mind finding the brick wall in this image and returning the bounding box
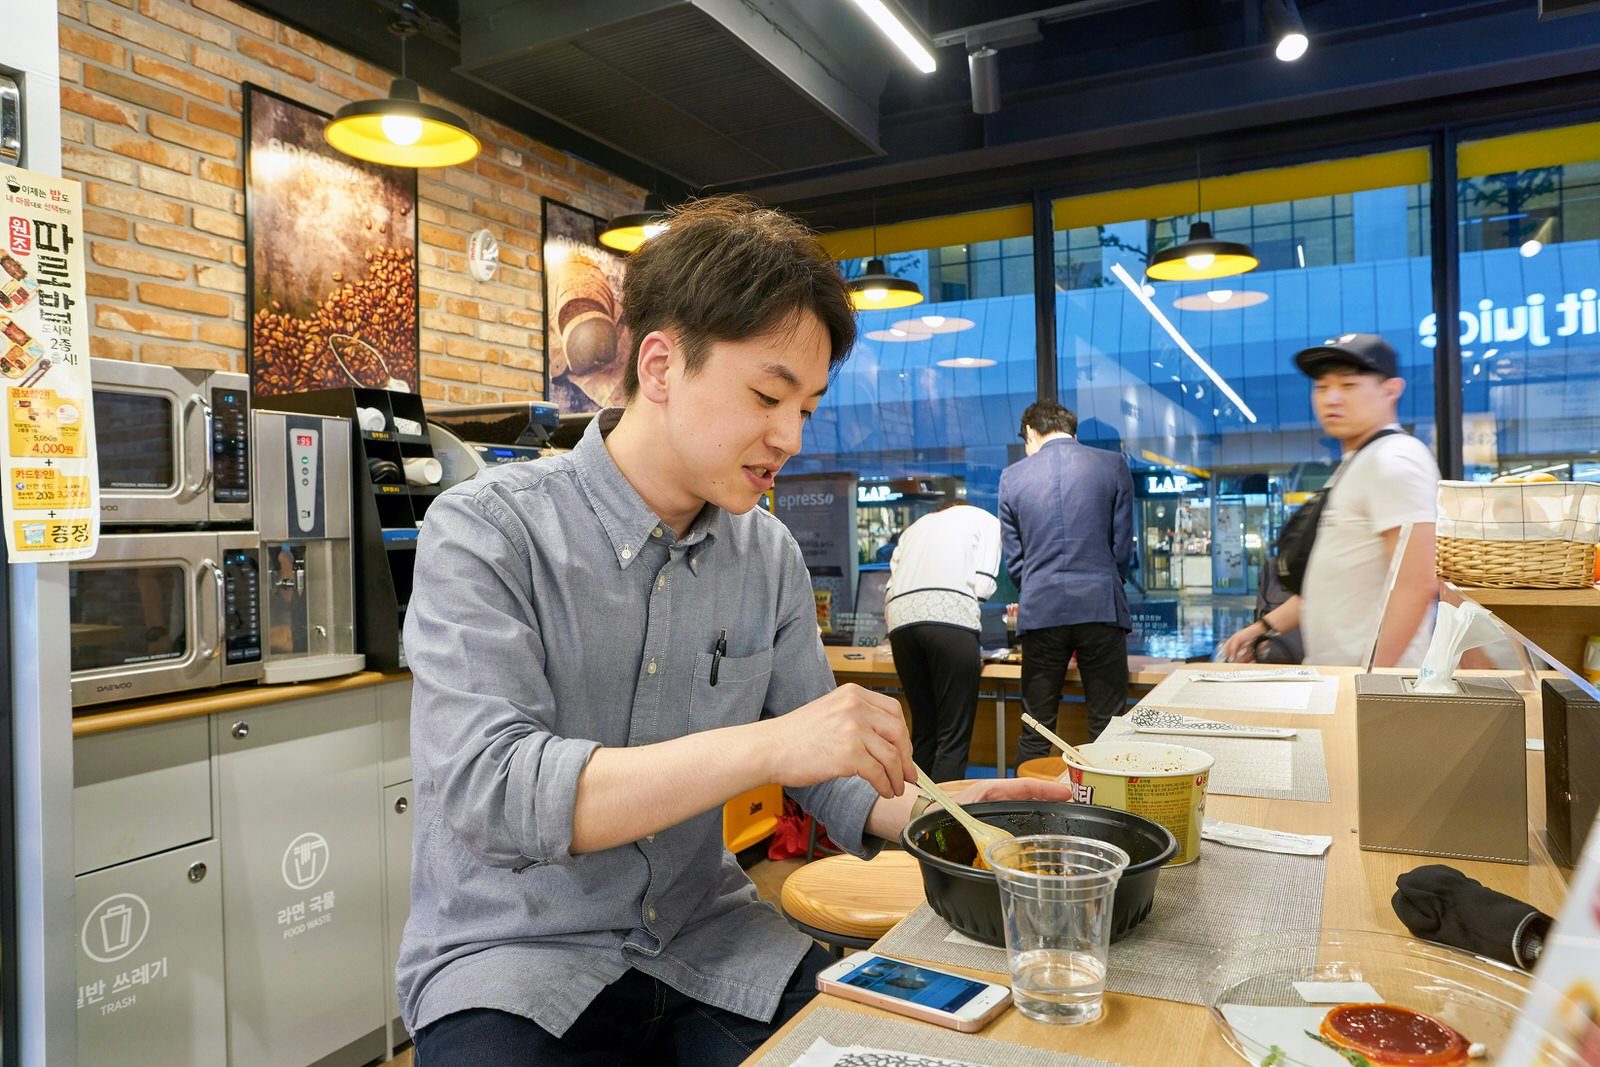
[57,0,643,404]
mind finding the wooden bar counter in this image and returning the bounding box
[825,646,1185,775]
[751,664,1573,1066]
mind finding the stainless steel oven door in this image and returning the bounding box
[91,359,250,525]
[70,532,223,706]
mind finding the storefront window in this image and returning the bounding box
[1457,123,1600,482]
[779,210,1037,645]
[1053,152,1435,656]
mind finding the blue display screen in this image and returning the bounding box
[839,957,985,1012]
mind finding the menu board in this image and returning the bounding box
[0,163,97,561]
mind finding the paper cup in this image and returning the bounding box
[1058,741,1214,865]
[403,456,442,486]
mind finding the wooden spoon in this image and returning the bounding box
[913,764,1012,871]
[1021,712,1099,768]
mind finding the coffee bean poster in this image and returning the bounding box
[542,200,629,414]
[244,84,418,398]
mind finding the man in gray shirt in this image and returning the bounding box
[401,197,1067,1064]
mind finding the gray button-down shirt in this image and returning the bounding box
[397,410,880,1038]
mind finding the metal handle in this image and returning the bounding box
[394,796,409,814]
[230,720,249,740]
[201,558,225,661]
[180,392,212,498]
[187,862,207,882]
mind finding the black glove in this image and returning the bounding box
[1392,864,1552,970]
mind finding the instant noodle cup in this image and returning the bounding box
[1057,741,1213,865]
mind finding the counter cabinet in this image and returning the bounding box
[70,677,415,1067]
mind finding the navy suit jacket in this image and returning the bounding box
[998,437,1135,633]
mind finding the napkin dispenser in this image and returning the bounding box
[1355,674,1527,864]
[1542,678,1600,867]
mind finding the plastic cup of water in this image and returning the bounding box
[985,834,1129,1025]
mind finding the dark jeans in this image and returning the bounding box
[413,944,832,1067]
[889,623,981,783]
[1016,622,1129,764]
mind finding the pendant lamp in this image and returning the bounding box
[1145,156,1258,282]
[599,193,670,253]
[848,204,923,310]
[324,8,479,168]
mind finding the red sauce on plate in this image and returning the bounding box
[1320,1004,1471,1066]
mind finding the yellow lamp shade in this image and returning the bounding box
[848,257,924,310]
[324,78,480,168]
[599,197,670,252]
[1145,221,1258,281]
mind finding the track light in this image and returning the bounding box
[968,47,1000,115]
[1262,0,1309,62]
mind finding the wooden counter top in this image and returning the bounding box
[825,645,1184,688]
[749,665,1572,1066]
[71,670,411,738]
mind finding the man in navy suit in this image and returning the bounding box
[999,400,1135,760]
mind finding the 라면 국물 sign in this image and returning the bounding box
[0,162,98,561]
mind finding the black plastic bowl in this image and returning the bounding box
[901,801,1178,947]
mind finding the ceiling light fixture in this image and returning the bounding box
[936,356,996,368]
[1518,215,1557,258]
[324,5,479,168]
[599,192,671,253]
[849,200,924,310]
[848,0,937,73]
[1112,262,1258,423]
[968,47,1000,114]
[1262,0,1309,61]
[1146,155,1259,282]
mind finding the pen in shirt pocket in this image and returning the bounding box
[710,628,727,686]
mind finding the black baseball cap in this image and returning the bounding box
[1293,332,1399,379]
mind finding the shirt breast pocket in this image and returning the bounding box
[689,647,775,731]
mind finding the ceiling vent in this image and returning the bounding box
[455,0,890,186]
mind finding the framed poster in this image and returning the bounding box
[542,199,629,413]
[244,83,419,397]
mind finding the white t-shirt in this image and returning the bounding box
[884,506,1002,633]
[1300,429,1440,667]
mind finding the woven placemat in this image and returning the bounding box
[749,1005,1131,1067]
[874,845,1327,1007]
[1099,718,1331,803]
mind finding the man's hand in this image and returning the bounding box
[1218,622,1264,663]
[762,683,914,799]
[950,777,1076,807]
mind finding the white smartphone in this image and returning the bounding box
[815,951,1012,1032]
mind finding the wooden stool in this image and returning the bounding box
[780,850,925,955]
[1018,757,1066,781]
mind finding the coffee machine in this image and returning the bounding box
[253,410,365,683]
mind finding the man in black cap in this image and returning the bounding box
[1221,333,1439,667]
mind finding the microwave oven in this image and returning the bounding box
[70,530,264,707]
[90,358,251,525]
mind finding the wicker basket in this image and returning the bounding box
[1436,536,1598,589]
[1435,481,1600,589]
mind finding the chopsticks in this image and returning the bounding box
[1021,712,1097,768]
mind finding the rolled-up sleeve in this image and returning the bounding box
[406,487,600,868]
[759,534,883,858]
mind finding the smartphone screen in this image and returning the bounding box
[836,956,988,1013]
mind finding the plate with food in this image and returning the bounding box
[1204,929,1575,1065]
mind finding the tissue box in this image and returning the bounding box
[1356,674,1528,864]
[1542,678,1600,867]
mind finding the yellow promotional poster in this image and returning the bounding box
[1061,741,1214,865]
[814,589,833,633]
[0,163,97,561]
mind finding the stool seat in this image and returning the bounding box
[781,850,925,948]
[1018,757,1066,781]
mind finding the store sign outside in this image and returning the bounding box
[1144,473,1206,495]
[857,484,903,504]
[1417,290,1600,349]
[0,162,97,560]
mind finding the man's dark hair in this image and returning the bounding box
[1019,400,1078,438]
[620,196,857,399]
